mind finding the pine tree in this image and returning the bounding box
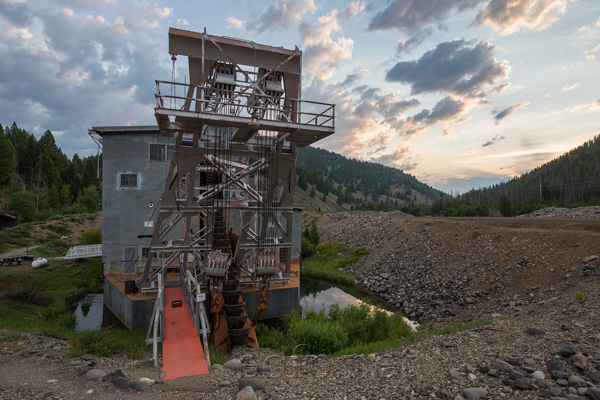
[0,124,17,185]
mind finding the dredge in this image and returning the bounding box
[90,28,334,368]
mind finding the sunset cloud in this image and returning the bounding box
[491,101,530,124]
[386,39,509,96]
[477,0,567,34]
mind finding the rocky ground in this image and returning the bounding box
[1,207,600,399]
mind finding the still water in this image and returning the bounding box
[73,293,125,331]
[299,277,391,316]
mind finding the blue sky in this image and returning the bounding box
[1,0,598,193]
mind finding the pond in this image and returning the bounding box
[299,277,392,316]
[74,293,104,331]
[73,293,124,331]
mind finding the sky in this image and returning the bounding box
[1,0,599,193]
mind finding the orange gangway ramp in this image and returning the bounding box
[162,287,209,380]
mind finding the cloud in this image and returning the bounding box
[476,0,568,35]
[442,126,454,136]
[385,39,509,96]
[0,0,33,27]
[336,69,370,87]
[396,28,433,55]
[561,83,580,92]
[368,0,482,33]
[566,100,600,112]
[0,3,169,158]
[247,0,317,33]
[300,2,366,82]
[491,101,530,124]
[226,17,244,29]
[152,6,172,18]
[481,134,506,147]
[398,96,468,137]
[371,146,417,171]
[176,18,188,26]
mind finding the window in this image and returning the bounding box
[141,247,160,260]
[150,144,166,161]
[120,173,138,188]
[167,145,175,160]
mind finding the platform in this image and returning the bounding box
[162,286,209,380]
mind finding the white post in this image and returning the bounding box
[153,273,162,366]
[199,300,211,368]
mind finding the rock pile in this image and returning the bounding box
[316,210,600,323]
[519,206,600,218]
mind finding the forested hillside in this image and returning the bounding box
[296,146,443,212]
[431,135,600,216]
[0,123,101,223]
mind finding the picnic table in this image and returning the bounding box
[0,255,34,266]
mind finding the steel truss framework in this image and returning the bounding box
[141,28,334,309]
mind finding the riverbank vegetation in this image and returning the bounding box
[0,258,149,359]
[256,303,412,355]
[301,241,368,286]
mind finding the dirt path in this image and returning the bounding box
[0,245,39,259]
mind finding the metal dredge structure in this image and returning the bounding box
[138,28,335,350]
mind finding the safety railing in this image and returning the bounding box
[63,244,103,259]
[156,80,335,129]
[145,271,165,366]
[181,268,211,368]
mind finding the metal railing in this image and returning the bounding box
[63,244,103,259]
[145,271,165,366]
[181,268,211,368]
[156,80,335,129]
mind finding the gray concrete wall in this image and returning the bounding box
[101,129,173,274]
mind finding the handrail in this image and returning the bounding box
[181,268,211,368]
[63,244,103,259]
[155,80,335,129]
[145,271,165,366]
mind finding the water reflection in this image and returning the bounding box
[299,277,390,316]
[74,294,104,331]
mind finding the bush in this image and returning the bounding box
[301,236,316,259]
[258,304,413,356]
[80,230,102,245]
[287,319,348,355]
[0,277,49,306]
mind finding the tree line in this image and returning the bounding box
[0,122,101,223]
[296,146,443,210]
[427,135,600,216]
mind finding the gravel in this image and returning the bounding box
[1,208,599,399]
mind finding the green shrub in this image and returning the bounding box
[0,277,49,306]
[59,287,88,309]
[259,304,413,356]
[575,288,588,303]
[287,319,348,355]
[301,236,316,259]
[80,230,102,245]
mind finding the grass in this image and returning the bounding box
[575,288,588,303]
[0,257,152,360]
[256,303,413,356]
[301,242,369,286]
[208,340,229,365]
[66,328,148,359]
